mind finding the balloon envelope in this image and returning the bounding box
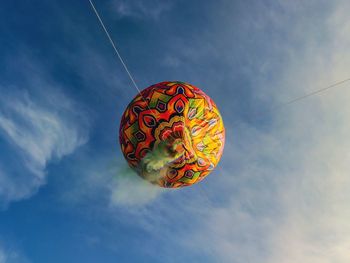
[119,81,225,188]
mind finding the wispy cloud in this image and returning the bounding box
[0,248,5,263]
[0,90,87,175]
[59,154,164,208]
[0,243,29,263]
[112,0,173,20]
[0,65,89,205]
[109,166,165,206]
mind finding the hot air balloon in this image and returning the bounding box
[119,81,225,188]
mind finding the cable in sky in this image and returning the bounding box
[88,0,143,96]
[279,77,350,108]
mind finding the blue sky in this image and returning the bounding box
[1,0,350,262]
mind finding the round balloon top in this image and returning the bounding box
[119,81,225,188]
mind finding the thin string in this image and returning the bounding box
[273,78,350,110]
[88,0,140,92]
[277,77,350,109]
[245,77,350,124]
[88,0,153,111]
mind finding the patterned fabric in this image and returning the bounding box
[119,81,225,188]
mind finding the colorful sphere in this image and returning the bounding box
[119,81,225,188]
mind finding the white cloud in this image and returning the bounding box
[112,0,173,20]
[109,167,165,207]
[0,85,88,205]
[178,1,350,262]
[0,244,29,263]
[59,154,164,208]
[0,248,6,263]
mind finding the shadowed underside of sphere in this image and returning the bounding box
[119,81,225,188]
